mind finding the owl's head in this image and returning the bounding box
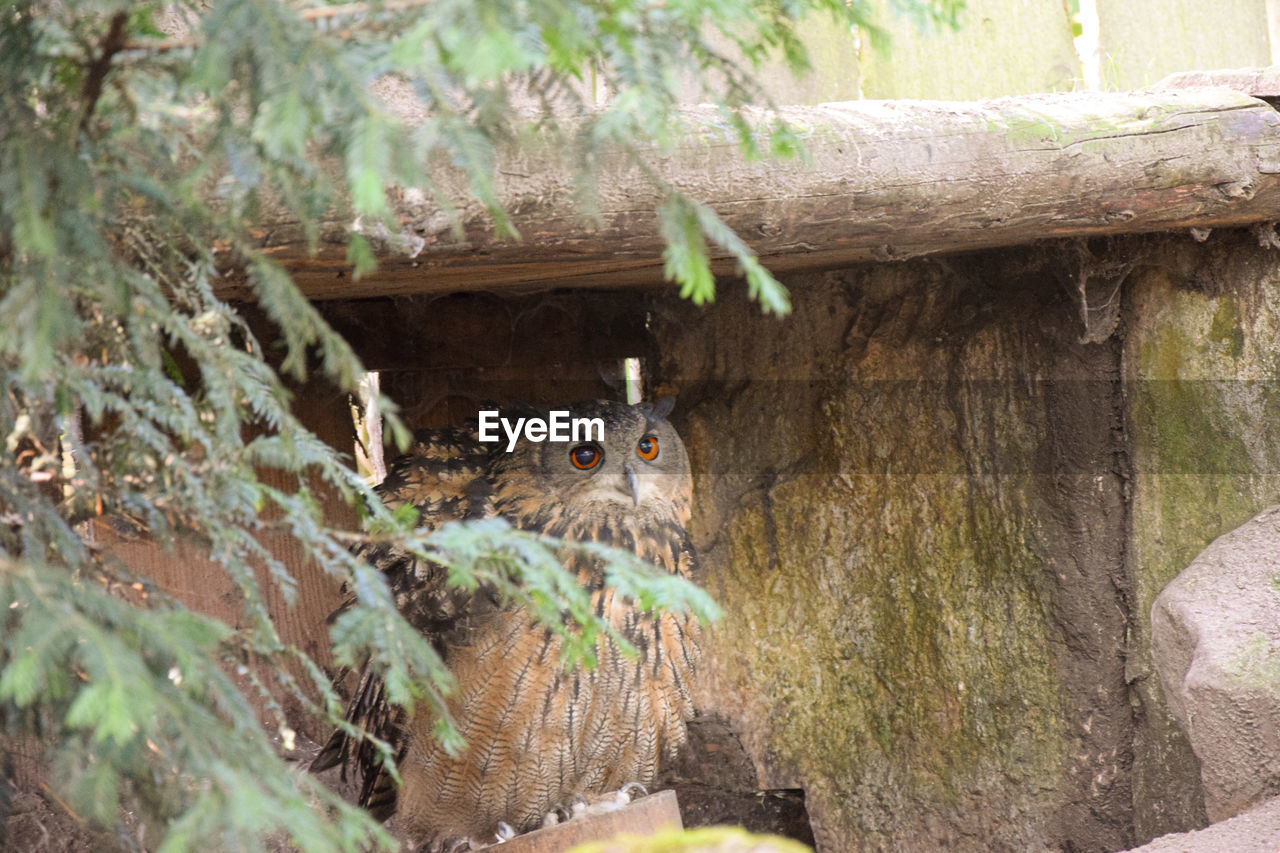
[490,398,692,531]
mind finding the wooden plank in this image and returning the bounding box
[859,0,1080,99]
[212,87,1280,301]
[695,16,861,106]
[314,290,647,434]
[91,375,358,738]
[1157,66,1280,98]
[1095,0,1271,90]
[317,292,649,372]
[481,790,682,852]
[379,363,626,431]
[251,376,360,680]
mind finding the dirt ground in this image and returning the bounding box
[3,789,133,852]
[656,716,815,846]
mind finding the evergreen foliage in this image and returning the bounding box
[0,0,960,848]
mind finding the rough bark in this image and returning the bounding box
[222,86,1280,301]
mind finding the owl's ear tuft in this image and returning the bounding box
[641,396,676,420]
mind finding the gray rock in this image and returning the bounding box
[1126,795,1280,852]
[1151,505,1280,821]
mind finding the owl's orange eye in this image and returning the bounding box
[570,444,602,470]
[636,435,659,461]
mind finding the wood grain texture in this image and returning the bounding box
[315,291,649,372]
[212,86,1280,301]
[482,790,683,852]
[90,376,357,738]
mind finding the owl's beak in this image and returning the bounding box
[624,462,641,507]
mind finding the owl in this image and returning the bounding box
[312,398,701,851]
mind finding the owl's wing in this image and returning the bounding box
[362,427,499,637]
[311,426,499,819]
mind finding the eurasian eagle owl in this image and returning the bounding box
[313,398,700,850]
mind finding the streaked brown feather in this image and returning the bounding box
[314,400,700,851]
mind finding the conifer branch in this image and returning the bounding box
[77,11,128,136]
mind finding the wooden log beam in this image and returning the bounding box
[219,82,1280,301]
[313,292,649,372]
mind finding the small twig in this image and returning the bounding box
[38,779,82,823]
[79,12,130,136]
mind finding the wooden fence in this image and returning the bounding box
[749,0,1277,104]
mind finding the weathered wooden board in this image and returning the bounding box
[859,0,1080,99]
[480,790,682,852]
[217,86,1280,302]
[315,291,649,372]
[88,374,358,737]
[1157,66,1280,98]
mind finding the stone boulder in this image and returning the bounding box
[1126,795,1280,853]
[1150,506,1280,821]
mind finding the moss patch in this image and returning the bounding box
[1126,266,1280,838]
[684,301,1080,849]
[1209,299,1246,360]
[651,241,1280,850]
[717,467,1065,845]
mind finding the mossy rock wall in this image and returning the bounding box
[1124,241,1280,839]
[649,233,1280,850]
